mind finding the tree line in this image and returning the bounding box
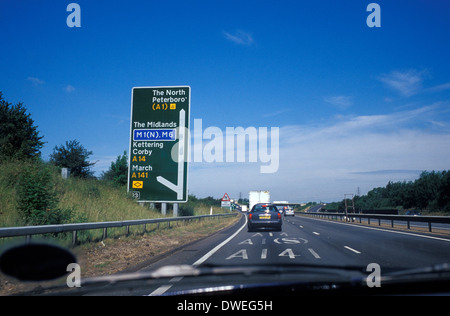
[1,92,127,183]
[327,171,450,214]
[1,92,128,225]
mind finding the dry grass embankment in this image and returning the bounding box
[0,160,240,295]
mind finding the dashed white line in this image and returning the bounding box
[313,232,320,236]
[299,215,450,243]
[149,284,173,296]
[308,248,321,259]
[344,246,362,254]
[261,248,268,259]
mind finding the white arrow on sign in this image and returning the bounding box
[156,109,186,200]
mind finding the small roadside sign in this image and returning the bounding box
[221,201,231,208]
[221,193,231,201]
[221,193,231,208]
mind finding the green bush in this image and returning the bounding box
[17,162,73,226]
[179,203,195,217]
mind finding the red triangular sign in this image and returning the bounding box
[221,193,231,201]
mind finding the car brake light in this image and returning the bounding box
[249,213,252,219]
[278,213,281,219]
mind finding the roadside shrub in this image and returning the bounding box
[17,162,73,226]
[178,203,195,217]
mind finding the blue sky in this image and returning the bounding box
[1,0,450,202]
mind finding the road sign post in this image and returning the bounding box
[221,193,231,209]
[128,86,190,203]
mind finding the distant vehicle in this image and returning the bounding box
[247,203,282,232]
[406,210,421,216]
[284,207,295,216]
[249,190,270,210]
[278,206,286,214]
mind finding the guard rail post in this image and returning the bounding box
[72,231,77,246]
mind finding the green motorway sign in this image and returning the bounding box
[128,86,190,202]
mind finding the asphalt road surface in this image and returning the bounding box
[134,213,450,295]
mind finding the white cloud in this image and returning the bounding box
[223,30,254,46]
[188,105,450,202]
[65,85,75,93]
[27,76,45,85]
[324,95,353,109]
[262,108,291,118]
[425,82,450,93]
[378,69,425,97]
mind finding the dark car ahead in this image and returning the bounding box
[247,203,282,232]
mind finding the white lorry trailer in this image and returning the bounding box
[249,190,270,211]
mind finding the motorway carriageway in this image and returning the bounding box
[137,213,450,296]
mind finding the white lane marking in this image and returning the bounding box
[298,216,450,243]
[238,238,253,245]
[226,249,248,260]
[192,215,248,266]
[274,237,303,244]
[149,215,247,296]
[149,284,173,296]
[313,231,320,236]
[278,248,300,259]
[149,276,182,296]
[308,248,321,259]
[344,246,362,254]
[261,248,268,259]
